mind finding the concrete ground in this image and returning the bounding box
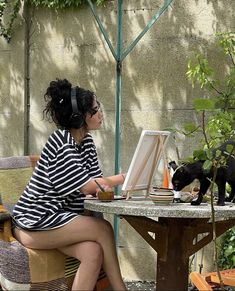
[126,281,155,290]
[125,281,195,290]
[125,281,234,291]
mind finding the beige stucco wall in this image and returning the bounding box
[0,0,234,282]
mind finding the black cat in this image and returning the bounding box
[170,141,235,206]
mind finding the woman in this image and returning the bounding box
[12,78,127,291]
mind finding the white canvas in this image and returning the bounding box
[122,130,171,194]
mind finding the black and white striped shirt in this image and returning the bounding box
[13,129,102,230]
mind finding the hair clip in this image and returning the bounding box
[59,98,64,104]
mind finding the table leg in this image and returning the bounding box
[156,218,189,291]
[124,215,235,291]
[124,216,190,290]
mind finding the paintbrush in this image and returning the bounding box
[95,180,106,192]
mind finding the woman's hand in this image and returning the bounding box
[80,173,127,195]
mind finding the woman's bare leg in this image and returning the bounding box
[59,241,103,291]
[14,216,126,291]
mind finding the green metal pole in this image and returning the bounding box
[115,0,123,179]
[86,0,122,243]
[121,0,173,61]
[113,0,123,244]
[86,0,117,60]
[86,0,173,245]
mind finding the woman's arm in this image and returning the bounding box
[80,173,126,195]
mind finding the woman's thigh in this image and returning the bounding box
[13,216,113,249]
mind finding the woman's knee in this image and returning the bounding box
[97,218,114,236]
[80,242,103,266]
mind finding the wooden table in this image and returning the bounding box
[85,198,235,291]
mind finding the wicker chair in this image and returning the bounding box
[0,155,110,291]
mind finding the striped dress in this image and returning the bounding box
[12,129,103,230]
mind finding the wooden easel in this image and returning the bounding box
[125,134,170,199]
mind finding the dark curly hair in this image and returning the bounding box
[43,78,96,129]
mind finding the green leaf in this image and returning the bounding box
[193,149,207,160]
[203,160,213,170]
[215,149,222,158]
[193,98,215,110]
[226,144,235,155]
[205,148,213,160]
[232,255,235,266]
[224,245,235,256]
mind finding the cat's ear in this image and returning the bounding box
[169,161,178,170]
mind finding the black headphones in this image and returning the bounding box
[70,87,85,128]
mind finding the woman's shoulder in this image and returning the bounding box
[42,129,71,156]
[82,132,96,147]
[47,130,95,149]
[84,132,93,141]
[49,129,70,144]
